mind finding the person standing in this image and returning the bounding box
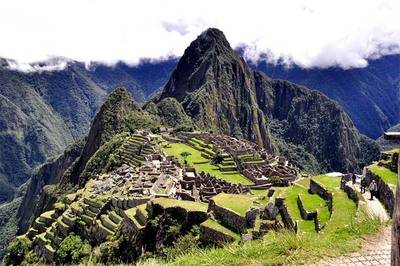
[369,180,378,200]
[360,177,366,193]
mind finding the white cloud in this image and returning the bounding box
[0,0,399,70]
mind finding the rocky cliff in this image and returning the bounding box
[160,28,274,152]
[160,28,380,172]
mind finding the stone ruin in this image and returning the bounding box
[178,168,251,202]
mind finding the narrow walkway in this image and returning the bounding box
[361,190,390,223]
[320,182,391,265]
[320,226,391,265]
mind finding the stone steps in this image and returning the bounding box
[61,212,76,227]
[33,217,47,233]
[109,210,123,224]
[81,214,93,224]
[83,197,104,209]
[83,205,97,218]
[57,219,70,237]
[96,220,114,237]
[100,214,118,232]
[27,228,39,240]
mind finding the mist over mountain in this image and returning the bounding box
[251,55,400,139]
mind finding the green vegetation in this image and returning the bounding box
[80,133,130,182]
[201,219,240,241]
[279,185,318,233]
[3,236,31,266]
[212,194,254,216]
[160,142,252,185]
[56,234,91,264]
[164,175,379,266]
[312,175,357,233]
[169,216,381,266]
[368,163,397,186]
[162,226,200,261]
[152,198,208,212]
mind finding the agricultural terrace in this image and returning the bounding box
[159,139,253,185]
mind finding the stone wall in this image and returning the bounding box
[275,198,297,232]
[208,200,247,234]
[200,223,236,246]
[297,195,317,220]
[340,179,359,206]
[309,179,333,214]
[365,169,394,216]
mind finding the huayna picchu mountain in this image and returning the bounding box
[159,28,379,173]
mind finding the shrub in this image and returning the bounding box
[4,237,31,266]
[162,226,200,261]
[56,234,91,264]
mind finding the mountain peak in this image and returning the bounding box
[198,28,229,44]
[191,28,232,54]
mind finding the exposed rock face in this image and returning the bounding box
[160,28,274,152]
[17,140,84,233]
[254,72,380,172]
[253,54,400,139]
[159,28,379,172]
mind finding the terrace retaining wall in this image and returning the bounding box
[208,200,247,234]
[365,169,394,216]
[309,179,333,214]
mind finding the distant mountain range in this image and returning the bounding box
[0,28,385,259]
[0,59,176,203]
[0,29,398,204]
[252,54,400,139]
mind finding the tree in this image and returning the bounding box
[180,151,192,165]
[56,234,91,264]
[211,153,224,165]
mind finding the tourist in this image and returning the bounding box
[369,180,378,200]
[351,174,356,185]
[360,178,366,193]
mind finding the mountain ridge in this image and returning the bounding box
[159,28,379,172]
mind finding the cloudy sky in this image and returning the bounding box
[0,0,399,70]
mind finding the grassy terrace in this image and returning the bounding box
[152,198,208,212]
[212,193,255,216]
[160,141,253,185]
[368,163,397,186]
[169,174,381,266]
[312,175,357,233]
[201,219,240,241]
[279,185,319,233]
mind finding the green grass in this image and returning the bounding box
[201,219,240,241]
[167,215,381,266]
[166,175,381,266]
[312,175,357,234]
[280,185,317,233]
[212,193,256,216]
[295,178,310,188]
[368,163,398,186]
[300,193,330,226]
[152,198,208,212]
[160,142,253,185]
